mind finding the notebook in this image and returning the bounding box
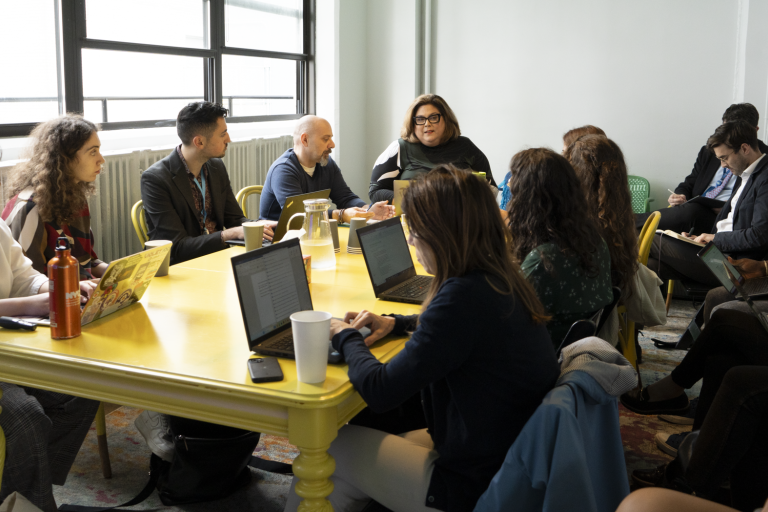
[392,180,411,217]
[697,242,768,298]
[230,237,344,363]
[20,243,172,326]
[356,217,433,304]
[657,229,705,247]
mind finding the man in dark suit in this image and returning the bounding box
[141,102,275,265]
[636,103,767,234]
[648,120,768,287]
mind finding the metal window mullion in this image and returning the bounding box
[220,46,306,61]
[80,38,216,58]
[62,0,85,114]
[211,0,225,105]
[303,0,315,115]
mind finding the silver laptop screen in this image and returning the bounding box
[233,242,312,342]
[358,221,414,287]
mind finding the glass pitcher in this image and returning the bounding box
[288,198,336,270]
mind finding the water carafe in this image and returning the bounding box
[289,199,336,270]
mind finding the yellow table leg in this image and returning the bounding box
[95,402,112,479]
[289,407,338,512]
[0,388,4,487]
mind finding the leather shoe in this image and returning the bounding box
[632,463,667,488]
[621,387,689,415]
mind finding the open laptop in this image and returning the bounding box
[721,263,768,333]
[697,242,768,298]
[231,237,344,363]
[392,180,411,217]
[20,243,172,326]
[356,217,433,304]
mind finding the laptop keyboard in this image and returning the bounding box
[388,275,432,298]
[262,331,294,352]
[746,278,768,296]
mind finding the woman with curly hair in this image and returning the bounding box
[565,135,638,296]
[561,124,606,153]
[2,114,108,279]
[507,148,613,345]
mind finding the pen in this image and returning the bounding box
[668,189,676,195]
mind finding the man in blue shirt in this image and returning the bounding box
[260,115,394,222]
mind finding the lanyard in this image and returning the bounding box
[193,172,208,233]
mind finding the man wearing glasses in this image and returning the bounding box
[260,115,394,223]
[648,120,768,287]
[636,103,767,234]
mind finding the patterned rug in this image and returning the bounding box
[52,299,699,509]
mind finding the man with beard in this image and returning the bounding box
[260,115,394,222]
[141,102,275,265]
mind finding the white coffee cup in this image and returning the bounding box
[243,221,264,252]
[290,310,332,383]
[144,240,172,277]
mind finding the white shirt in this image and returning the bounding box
[300,163,316,177]
[716,154,766,233]
[0,218,47,300]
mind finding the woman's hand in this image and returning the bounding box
[727,256,766,280]
[343,310,396,346]
[80,279,99,299]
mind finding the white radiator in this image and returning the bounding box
[0,134,292,263]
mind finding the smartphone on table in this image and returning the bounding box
[247,357,284,383]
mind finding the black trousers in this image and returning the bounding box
[685,366,768,511]
[635,203,717,234]
[670,309,768,431]
[647,234,721,287]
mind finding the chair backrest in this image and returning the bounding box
[131,200,148,246]
[556,319,597,358]
[638,211,661,265]
[627,175,651,214]
[235,185,263,217]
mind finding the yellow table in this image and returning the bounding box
[0,228,427,511]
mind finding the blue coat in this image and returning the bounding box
[473,370,629,512]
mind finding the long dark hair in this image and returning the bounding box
[565,135,638,295]
[506,148,604,278]
[402,165,549,323]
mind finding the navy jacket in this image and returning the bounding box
[141,150,247,265]
[259,149,366,221]
[712,154,768,259]
[332,270,559,512]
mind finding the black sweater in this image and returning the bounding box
[332,270,559,512]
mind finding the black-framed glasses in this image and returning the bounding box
[413,113,442,125]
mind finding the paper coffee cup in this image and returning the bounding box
[347,218,366,254]
[144,240,172,277]
[243,222,264,252]
[290,310,332,383]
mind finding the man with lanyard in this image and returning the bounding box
[141,102,275,266]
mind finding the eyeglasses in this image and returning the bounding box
[413,113,442,125]
[717,150,736,163]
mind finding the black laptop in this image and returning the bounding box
[356,217,433,304]
[231,238,343,363]
[697,242,768,298]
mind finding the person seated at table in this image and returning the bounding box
[1,114,109,279]
[368,94,495,204]
[259,115,394,223]
[283,165,559,512]
[647,120,768,289]
[141,102,275,266]
[0,218,99,512]
[506,148,613,346]
[636,103,768,234]
[561,124,605,154]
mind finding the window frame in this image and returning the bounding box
[0,0,315,137]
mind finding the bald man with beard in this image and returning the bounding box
[260,115,394,223]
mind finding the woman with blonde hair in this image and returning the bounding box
[284,165,558,512]
[2,114,108,279]
[368,94,495,203]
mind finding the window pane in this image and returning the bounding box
[225,0,302,54]
[0,0,61,123]
[222,55,296,117]
[86,0,208,49]
[82,50,204,123]
[83,101,104,124]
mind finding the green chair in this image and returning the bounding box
[627,175,654,214]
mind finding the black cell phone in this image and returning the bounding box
[247,357,284,383]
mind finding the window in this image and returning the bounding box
[0,0,314,137]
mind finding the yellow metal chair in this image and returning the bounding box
[131,200,149,246]
[235,185,263,218]
[0,389,4,485]
[617,211,661,370]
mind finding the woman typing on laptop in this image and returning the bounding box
[282,166,559,512]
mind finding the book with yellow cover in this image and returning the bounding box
[656,229,706,247]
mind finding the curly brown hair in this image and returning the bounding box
[565,135,638,295]
[9,115,99,225]
[402,164,549,324]
[506,148,604,278]
[562,125,605,151]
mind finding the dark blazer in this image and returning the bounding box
[141,150,247,265]
[675,140,768,199]
[712,154,768,260]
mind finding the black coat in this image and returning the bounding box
[140,150,247,265]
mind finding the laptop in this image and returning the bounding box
[356,217,433,304]
[697,242,768,298]
[392,180,411,217]
[721,263,768,333]
[230,237,344,363]
[20,243,172,326]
